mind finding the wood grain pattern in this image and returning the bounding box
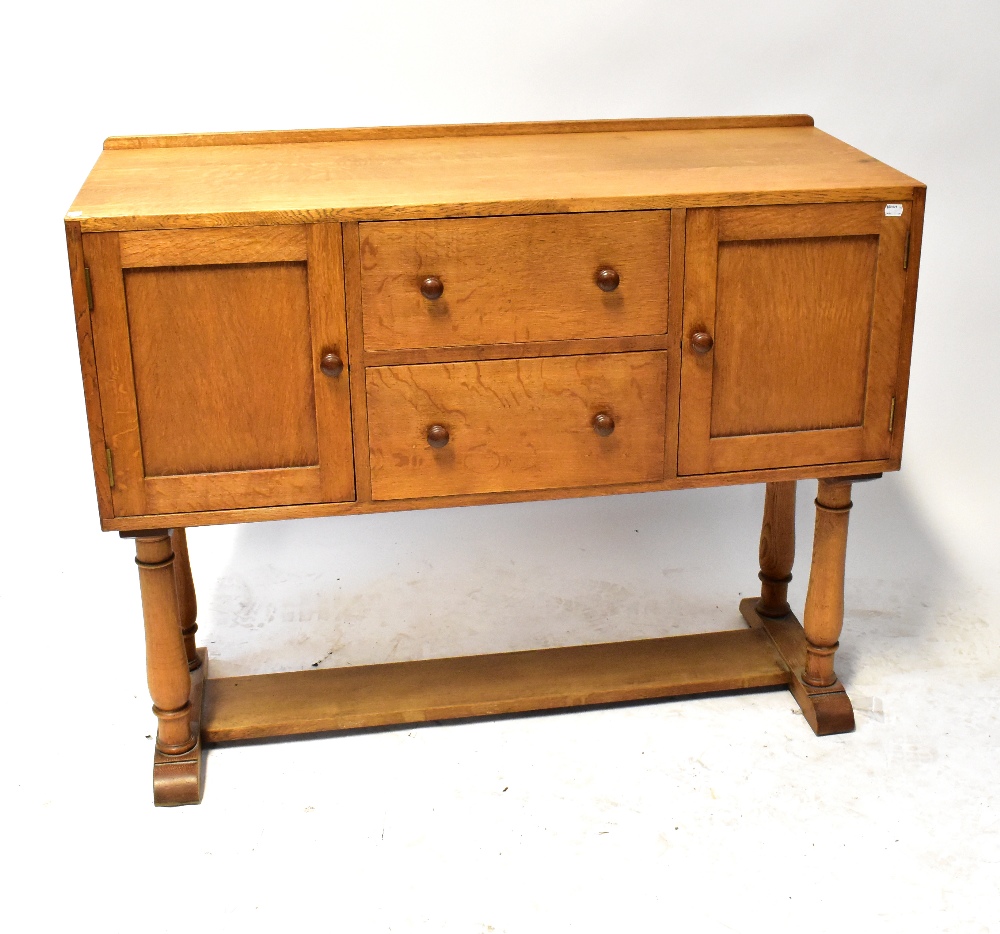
[717,201,884,240]
[104,114,816,149]
[359,212,670,350]
[65,220,114,521]
[83,232,147,516]
[203,628,788,742]
[171,528,200,670]
[678,202,910,475]
[133,533,195,756]
[85,225,355,517]
[663,208,687,479]
[757,481,796,618]
[363,333,671,367]
[802,480,853,687]
[342,222,373,502]
[366,352,668,500]
[739,599,855,736]
[306,223,355,504]
[889,187,926,464]
[152,648,206,805]
[711,234,878,435]
[119,225,307,267]
[124,261,319,475]
[69,125,922,232]
[102,457,895,532]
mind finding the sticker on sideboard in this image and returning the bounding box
[885,203,904,217]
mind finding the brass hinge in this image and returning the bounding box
[889,397,896,434]
[903,232,911,270]
[105,447,115,488]
[84,266,94,311]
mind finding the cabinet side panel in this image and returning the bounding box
[890,187,926,465]
[65,221,113,522]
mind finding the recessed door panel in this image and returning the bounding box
[125,262,319,476]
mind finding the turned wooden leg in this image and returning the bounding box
[756,481,796,618]
[738,477,855,736]
[171,528,201,671]
[125,529,206,805]
[802,480,853,687]
[134,532,195,754]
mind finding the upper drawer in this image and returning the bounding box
[359,211,670,351]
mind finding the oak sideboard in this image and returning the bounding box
[65,114,924,805]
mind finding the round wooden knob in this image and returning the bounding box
[592,413,615,437]
[320,351,344,377]
[426,424,450,448]
[420,276,444,300]
[691,332,714,354]
[595,267,620,292]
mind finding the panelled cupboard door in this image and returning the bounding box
[678,203,910,475]
[83,224,354,516]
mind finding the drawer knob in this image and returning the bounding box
[426,424,450,448]
[691,331,714,354]
[592,412,616,437]
[320,351,344,377]
[420,276,444,300]
[595,267,620,292]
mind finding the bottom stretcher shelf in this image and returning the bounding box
[202,626,790,742]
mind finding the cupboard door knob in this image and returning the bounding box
[595,267,620,292]
[420,276,444,300]
[691,331,714,354]
[320,351,344,377]
[426,424,450,448]
[592,412,615,437]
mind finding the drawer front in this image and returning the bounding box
[367,352,668,500]
[359,212,670,351]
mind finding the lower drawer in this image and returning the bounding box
[366,352,668,500]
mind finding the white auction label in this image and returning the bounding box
[885,203,903,217]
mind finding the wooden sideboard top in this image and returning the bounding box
[67,115,922,232]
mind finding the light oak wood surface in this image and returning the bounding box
[757,481,797,618]
[203,628,788,742]
[678,202,910,475]
[84,224,354,515]
[359,212,670,350]
[63,116,924,804]
[104,114,818,149]
[366,352,668,499]
[69,120,920,232]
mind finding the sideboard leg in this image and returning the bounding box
[756,481,796,618]
[803,480,852,686]
[796,479,856,734]
[130,530,205,805]
[171,528,201,671]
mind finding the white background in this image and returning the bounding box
[3,2,998,931]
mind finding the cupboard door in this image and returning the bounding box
[84,225,354,516]
[678,203,910,475]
